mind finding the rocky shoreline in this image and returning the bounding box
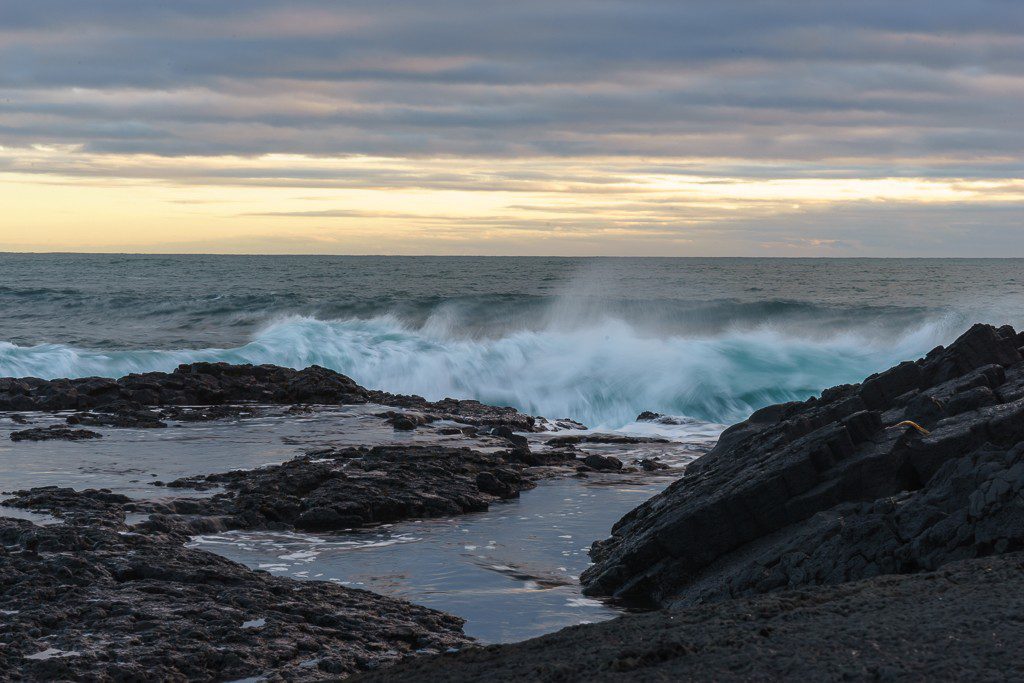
[0,361,665,680]
[4,324,1024,680]
[361,323,1024,680]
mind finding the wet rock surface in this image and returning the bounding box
[0,361,537,432]
[0,515,469,681]
[4,445,541,536]
[360,553,1024,682]
[10,425,103,442]
[155,445,537,533]
[581,323,1024,606]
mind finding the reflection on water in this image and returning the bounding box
[190,476,675,643]
[1,406,715,643]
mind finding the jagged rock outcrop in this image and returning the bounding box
[0,361,538,431]
[9,425,102,442]
[360,553,1024,682]
[581,323,1024,606]
[6,446,536,534]
[0,362,369,411]
[0,515,468,681]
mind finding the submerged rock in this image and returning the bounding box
[545,434,670,448]
[10,425,102,442]
[581,323,1024,606]
[67,408,167,428]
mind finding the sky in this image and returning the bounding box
[1,1,1022,256]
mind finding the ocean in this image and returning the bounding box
[3,254,1023,428]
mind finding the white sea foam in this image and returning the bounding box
[0,310,964,426]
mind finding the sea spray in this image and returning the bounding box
[0,313,960,427]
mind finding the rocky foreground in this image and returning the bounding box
[359,323,1024,680]
[4,324,1024,680]
[0,361,652,680]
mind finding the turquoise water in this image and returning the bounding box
[3,255,1023,426]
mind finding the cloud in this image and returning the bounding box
[1,1,1023,162]
[0,1,1022,254]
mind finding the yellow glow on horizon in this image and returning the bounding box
[1,147,1023,255]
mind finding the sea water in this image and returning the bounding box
[3,255,1024,640]
[3,255,1023,427]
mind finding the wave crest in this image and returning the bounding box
[0,313,959,427]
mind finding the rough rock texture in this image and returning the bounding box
[0,515,469,681]
[545,434,670,448]
[0,362,369,411]
[367,393,537,432]
[163,446,535,533]
[581,323,1024,606]
[359,553,1024,682]
[67,407,167,428]
[9,425,103,442]
[2,446,536,535]
[0,361,537,431]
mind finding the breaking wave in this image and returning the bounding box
[0,310,966,427]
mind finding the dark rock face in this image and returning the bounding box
[0,362,369,411]
[57,445,535,533]
[545,434,669,448]
[0,516,468,681]
[360,553,1024,682]
[581,323,1024,606]
[67,408,167,428]
[582,454,624,472]
[367,393,537,432]
[0,361,539,431]
[10,425,103,442]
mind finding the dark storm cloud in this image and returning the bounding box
[1,0,1023,168]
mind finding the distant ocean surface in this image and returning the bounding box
[2,254,1023,428]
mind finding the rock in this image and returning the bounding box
[546,434,670,448]
[635,458,670,472]
[0,363,370,411]
[0,363,539,433]
[360,553,1024,682]
[128,445,535,532]
[366,393,537,432]
[486,426,530,449]
[10,426,102,442]
[159,404,256,422]
[475,471,515,497]
[636,411,662,421]
[580,324,1024,607]
[0,515,469,681]
[582,454,623,471]
[67,409,167,428]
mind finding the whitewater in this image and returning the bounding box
[3,255,1023,428]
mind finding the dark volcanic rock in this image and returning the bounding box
[635,457,670,472]
[359,553,1024,682]
[581,323,1024,606]
[0,362,369,411]
[0,516,468,681]
[148,445,535,532]
[376,410,436,431]
[0,362,539,431]
[10,425,103,442]
[582,454,624,472]
[67,408,167,428]
[367,392,537,432]
[545,434,670,448]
